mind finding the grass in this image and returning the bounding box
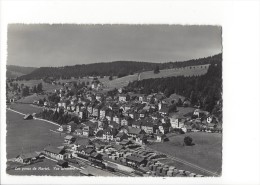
[139,65,209,80]
[102,74,138,90]
[8,103,43,114]
[7,158,80,176]
[17,94,48,104]
[6,110,64,159]
[149,132,222,175]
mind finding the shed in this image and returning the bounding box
[57,160,69,168]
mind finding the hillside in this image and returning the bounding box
[18,54,222,80]
[126,53,222,115]
[7,65,37,79]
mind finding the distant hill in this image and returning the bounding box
[18,53,222,80]
[7,65,37,79]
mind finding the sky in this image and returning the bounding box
[7,24,222,67]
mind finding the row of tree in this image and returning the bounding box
[126,55,222,116]
[36,109,80,125]
[17,54,221,80]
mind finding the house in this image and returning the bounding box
[159,106,170,116]
[95,130,104,139]
[128,109,136,119]
[95,93,104,102]
[103,128,117,141]
[126,153,146,167]
[109,121,120,130]
[156,133,168,142]
[58,125,68,132]
[135,134,147,145]
[170,114,186,129]
[75,129,83,135]
[100,106,109,119]
[87,102,96,115]
[82,126,94,137]
[67,121,78,133]
[131,120,142,129]
[119,94,130,102]
[23,114,33,120]
[158,122,170,134]
[127,127,146,139]
[64,135,76,144]
[115,132,128,142]
[141,119,157,134]
[105,110,114,122]
[44,146,69,160]
[121,116,132,126]
[113,113,122,125]
[15,152,39,164]
[138,109,147,118]
[58,101,67,109]
[73,138,93,151]
[93,104,102,118]
[193,109,210,118]
[139,95,146,103]
[57,160,69,168]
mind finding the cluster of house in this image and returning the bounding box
[49,87,221,146]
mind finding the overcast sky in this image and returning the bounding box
[7,24,222,67]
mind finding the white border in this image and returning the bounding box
[1,0,260,185]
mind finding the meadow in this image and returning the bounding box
[6,110,64,159]
[149,132,222,175]
[139,64,209,80]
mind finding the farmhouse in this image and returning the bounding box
[15,152,39,164]
[23,114,33,120]
[44,146,69,160]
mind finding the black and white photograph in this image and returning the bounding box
[6,24,222,177]
[1,1,260,185]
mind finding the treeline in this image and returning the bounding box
[126,55,222,115]
[18,54,221,80]
[36,109,81,125]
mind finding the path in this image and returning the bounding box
[7,108,60,127]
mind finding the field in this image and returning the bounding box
[6,110,64,159]
[7,158,80,176]
[17,94,48,104]
[148,132,222,175]
[102,74,139,90]
[8,103,43,114]
[102,65,209,90]
[139,65,209,80]
[14,80,63,93]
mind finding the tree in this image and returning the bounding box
[154,65,160,74]
[184,136,193,146]
[169,104,177,113]
[21,86,30,97]
[177,98,183,106]
[37,83,43,92]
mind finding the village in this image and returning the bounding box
[7,77,222,177]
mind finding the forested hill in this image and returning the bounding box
[18,53,222,80]
[7,65,37,79]
[126,53,222,115]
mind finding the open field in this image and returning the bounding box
[8,103,43,114]
[17,94,48,104]
[102,74,139,90]
[148,132,222,175]
[6,110,63,159]
[14,80,63,93]
[102,65,209,90]
[139,64,209,80]
[7,158,80,176]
